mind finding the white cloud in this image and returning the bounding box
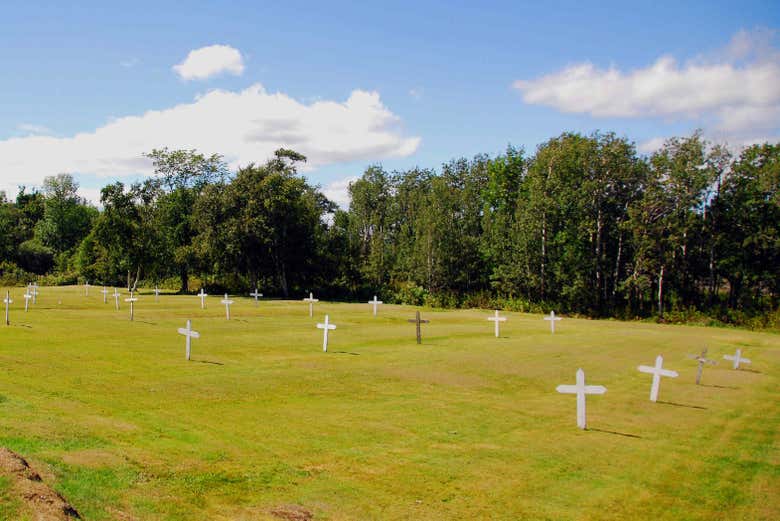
[17,123,52,135]
[513,29,780,146]
[322,176,360,208]
[0,84,420,197]
[173,45,245,80]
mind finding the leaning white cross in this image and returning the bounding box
[112,288,121,310]
[368,295,383,316]
[688,347,716,385]
[3,291,12,326]
[487,310,507,337]
[638,355,678,402]
[198,288,208,309]
[556,368,606,430]
[125,291,138,321]
[178,319,200,361]
[544,311,562,334]
[221,294,234,320]
[303,292,319,317]
[724,349,751,370]
[317,314,337,352]
[154,286,161,302]
[249,288,263,306]
[100,286,109,304]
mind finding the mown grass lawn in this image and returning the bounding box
[0,285,778,520]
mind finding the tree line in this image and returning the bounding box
[0,132,777,326]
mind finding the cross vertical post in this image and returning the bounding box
[638,355,678,402]
[316,314,337,352]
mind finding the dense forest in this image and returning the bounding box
[1,132,778,327]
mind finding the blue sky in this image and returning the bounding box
[1,1,778,205]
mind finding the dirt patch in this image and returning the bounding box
[0,447,81,520]
[270,504,313,521]
[62,448,125,469]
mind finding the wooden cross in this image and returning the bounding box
[638,355,678,402]
[688,347,716,385]
[124,291,138,321]
[198,288,208,309]
[544,311,562,334]
[249,288,263,306]
[556,368,607,430]
[112,288,121,310]
[100,286,109,304]
[221,293,234,320]
[487,310,507,337]
[368,295,383,316]
[316,314,336,352]
[303,292,319,317]
[23,290,32,312]
[4,291,12,325]
[407,311,430,344]
[178,319,200,361]
[724,348,751,370]
[154,286,161,302]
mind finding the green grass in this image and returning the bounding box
[0,285,778,520]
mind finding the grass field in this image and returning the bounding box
[0,285,778,520]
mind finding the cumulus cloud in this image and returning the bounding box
[0,84,420,197]
[513,28,780,147]
[322,176,360,208]
[16,123,52,135]
[173,44,245,80]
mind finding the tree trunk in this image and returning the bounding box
[657,265,665,319]
[180,267,188,294]
[540,213,546,300]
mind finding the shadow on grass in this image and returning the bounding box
[330,351,361,356]
[738,368,762,374]
[588,428,642,439]
[657,400,707,410]
[136,321,158,326]
[190,359,224,366]
[701,383,739,390]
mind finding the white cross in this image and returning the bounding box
[178,319,200,361]
[316,314,337,352]
[84,281,90,296]
[198,288,208,309]
[154,286,161,302]
[100,286,109,304]
[303,292,319,317]
[688,347,716,385]
[544,311,562,334]
[23,290,32,312]
[368,295,383,316]
[3,291,12,326]
[112,288,121,310]
[638,355,678,402]
[556,368,607,430]
[724,348,751,370]
[487,310,507,337]
[221,293,234,320]
[249,288,263,306]
[30,284,38,304]
[124,291,138,321]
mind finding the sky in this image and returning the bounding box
[1,0,778,206]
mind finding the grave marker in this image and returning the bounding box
[198,288,208,309]
[638,355,678,402]
[688,347,716,385]
[124,291,138,321]
[30,283,38,304]
[556,368,607,430]
[724,349,751,370]
[249,288,263,306]
[544,311,562,334]
[316,314,336,352]
[303,292,319,317]
[368,295,383,316]
[24,290,32,312]
[154,286,161,302]
[487,310,507,337]
[3,291,12,325]
[407,311,430,344]
[84,281,90,296]
[178,320,200,361]
[112,288,121,310]
[221,294,234,320]
[100,286,109,304]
